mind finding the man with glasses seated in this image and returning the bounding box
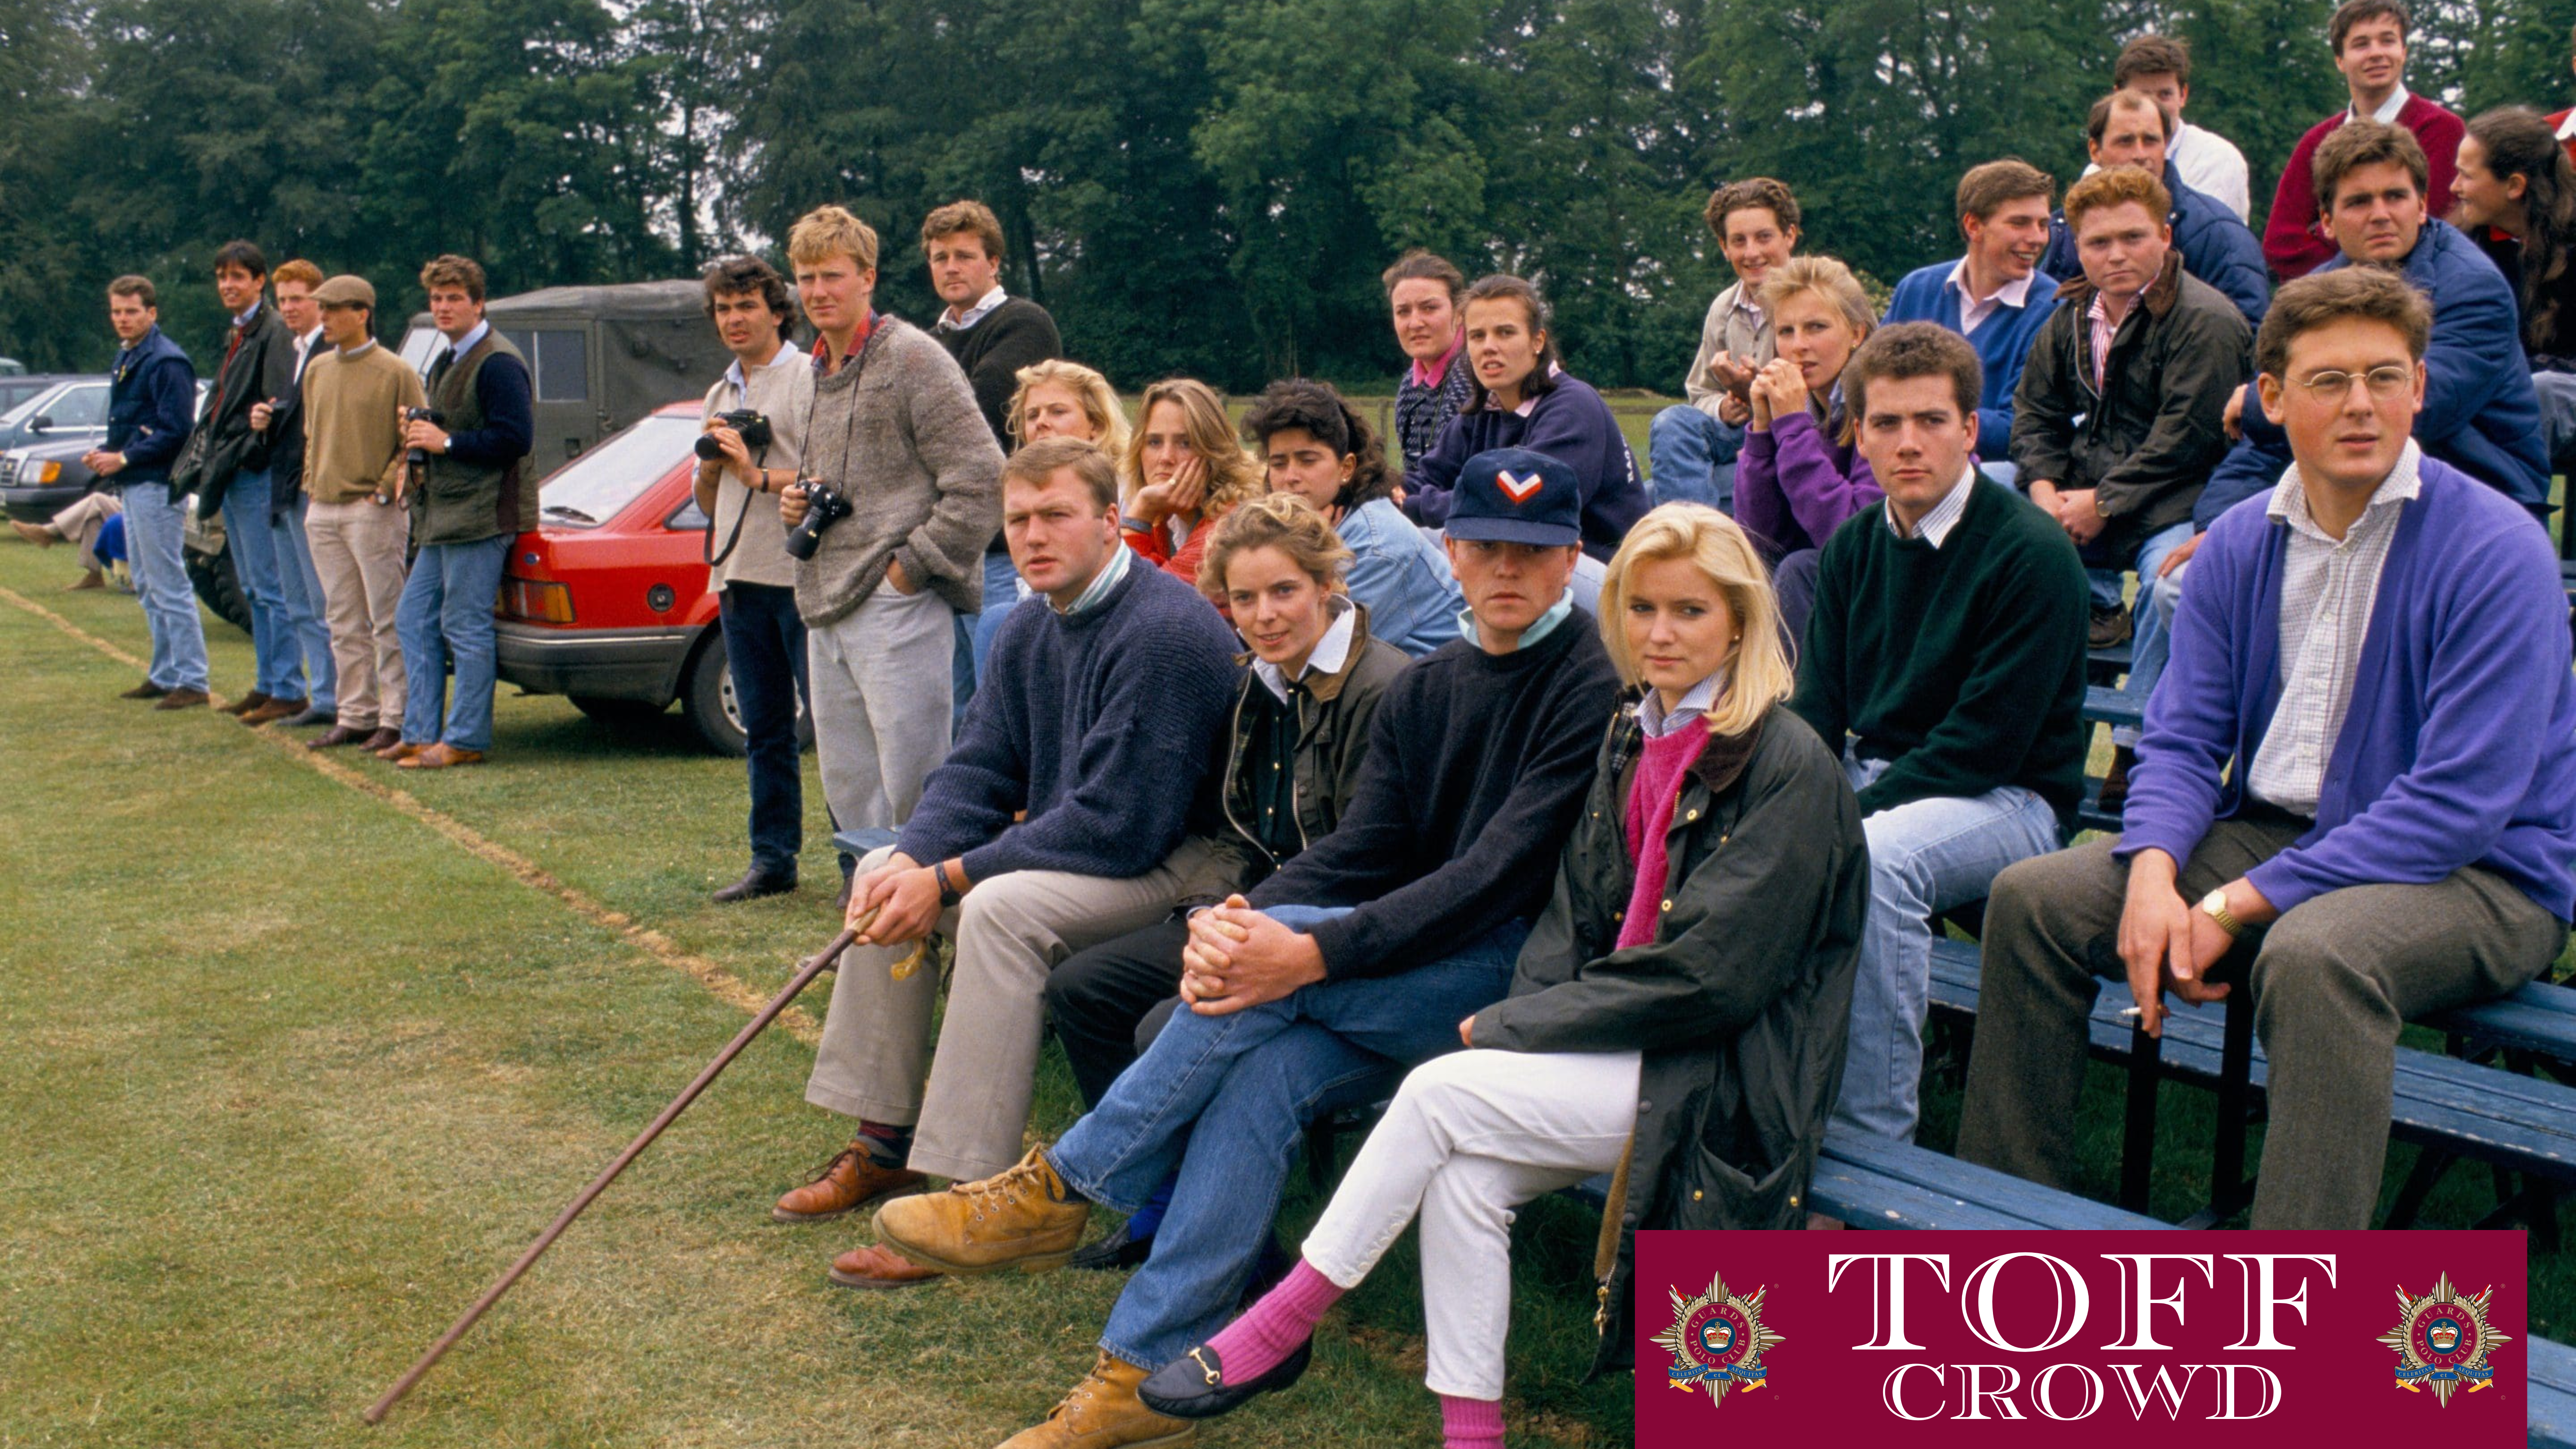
[1958,267,2576,1229]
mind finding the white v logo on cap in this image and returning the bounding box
[1495,469,1543,504]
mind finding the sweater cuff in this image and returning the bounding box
[890,541,937,592]
[1307,913,1372,981]
[2243,854,2322,916]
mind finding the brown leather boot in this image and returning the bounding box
[241,696,307,726]
[999,1352,1196,1449]
[363,727,403,753]
[221,690,271,717]
[872,1146,1088,1275]
[772,1143,928,1223]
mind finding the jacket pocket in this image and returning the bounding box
[1671,1138,1801,1230]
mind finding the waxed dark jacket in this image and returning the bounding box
[1206,600,1411,890]
[1464,701,1868,1375]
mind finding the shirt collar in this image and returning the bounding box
[232,300,261,329]
[1251,598,1358,702]
[337,337,377,358]
[1887,463,1977,546]
[1508,361,1563,418]
[2268,438,2424,538]
[1410,333,1464,389]
[2559,109,2576,142]
[442,319,490,363]
[2354,83,2411,125]
[1727,281,1765,322]
[1947,258,2035,311]
[724,342,796,392]
[1634,670,1725,738]
[811,312,878,371]
[298,324,325,352]
[939,285,1008,332]
[1459,586,1576,653]
[1057,539,1133,617]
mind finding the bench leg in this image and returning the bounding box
[2386,1145,2454,1229]
[2121,1019,2160,1213]
[1304,1118,1337,1192]
[2181,987,2258,1228]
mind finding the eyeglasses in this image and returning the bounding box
[2294,365,2413,403]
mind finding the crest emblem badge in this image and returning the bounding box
[1495,468,1544,504]
[1651,1270,1781,1408]
[2376,1271,2510,1404]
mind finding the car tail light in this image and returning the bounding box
[503,576,575,623]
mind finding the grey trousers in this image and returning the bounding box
[808,581,954,833]
[1956,823,2565,1227]
[805,837,1242,1183]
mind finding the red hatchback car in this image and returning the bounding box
[497,401,804,754]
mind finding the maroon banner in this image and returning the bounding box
[1634,1230,2525,1444]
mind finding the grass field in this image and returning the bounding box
[0,525,2569,1447]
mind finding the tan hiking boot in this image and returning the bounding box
[998,1352,1196,1449]
[872,1146,1088,1275]
[772,1142,927,1223]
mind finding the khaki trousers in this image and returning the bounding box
[805,837,1242,1183]
[1956,825,2565,1227]
[306,498,411,729]
[49,491,123,572]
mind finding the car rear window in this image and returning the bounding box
[536,414,695,527]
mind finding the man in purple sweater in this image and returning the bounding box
[769,437,1245,1287]
[1957,268,2576,1228]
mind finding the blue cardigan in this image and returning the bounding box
[2196,220,2549,527]
[2038,163,2271,327]
[2121,455,2576,920]
[1881,260,2059,452]
[898,559,1241,882]
[1404,372,1649,561]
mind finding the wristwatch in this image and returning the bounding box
[936,860,965,909]
[2195,888,2243,938]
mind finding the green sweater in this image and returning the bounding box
[1789,474,2090,823]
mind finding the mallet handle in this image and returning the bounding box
[364,923,863,1423]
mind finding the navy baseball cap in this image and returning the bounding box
[1443,447,1583,547]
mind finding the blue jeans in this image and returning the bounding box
[220,470,297,699]
[397,535,511,751]
[1646,404,1742,512]
[2081,521,2193,749]
[1047,904,1527,1369]
[118,482,208,691]
[720,582,809,873]
[270,495,336,713]
[1831,753,2061,1142]
[953,548,1022,724]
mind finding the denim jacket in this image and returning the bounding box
[1337,497,1461,657]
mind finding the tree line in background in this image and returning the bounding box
[3,0,2570,391]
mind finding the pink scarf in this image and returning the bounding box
[1619,724,1710,949]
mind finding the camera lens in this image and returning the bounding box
[693,433,728,462]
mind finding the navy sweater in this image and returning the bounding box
[1403,373,1649,561]
[1250,613,1622,979]
[899,559,1240,882]
[1881,260,2060,450]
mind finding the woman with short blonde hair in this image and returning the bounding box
[1008,359,1133,461]
[1144,502,1870,1448]
[1737,255,1883,636]
[1120,377,1265,586]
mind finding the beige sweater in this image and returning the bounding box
[301,343,425,505]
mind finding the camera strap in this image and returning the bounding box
[704,375,769,572]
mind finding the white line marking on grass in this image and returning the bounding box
[0,584,820,1044]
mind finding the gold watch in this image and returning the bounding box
[2195,888,2243,938]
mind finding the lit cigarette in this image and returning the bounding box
[2118,1005,2145,1018]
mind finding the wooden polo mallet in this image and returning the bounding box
[364,912,926,1423]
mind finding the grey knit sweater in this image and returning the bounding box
[793,316,1004,625]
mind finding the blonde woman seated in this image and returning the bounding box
[1121,377,1266,586]
[1134,503,1870,1447]
[1735,256,1880,636]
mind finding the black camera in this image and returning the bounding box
[404,407,447,469]
[783,480,852,562]
[696,410,773,460]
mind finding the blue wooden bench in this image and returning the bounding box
[1925,938,2576,1230]
[2534,1335,2576,1449]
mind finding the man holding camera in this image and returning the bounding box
[694,256,817,902]
[387,254,534,769]
[296,274,424,753]
[778,206,1002,869]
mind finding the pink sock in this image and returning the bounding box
[1439,1393,1505,1449]
[1202,1258,1344,1381]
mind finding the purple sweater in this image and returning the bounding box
[1736,406,1883,559]
[2120,456,2576,919]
